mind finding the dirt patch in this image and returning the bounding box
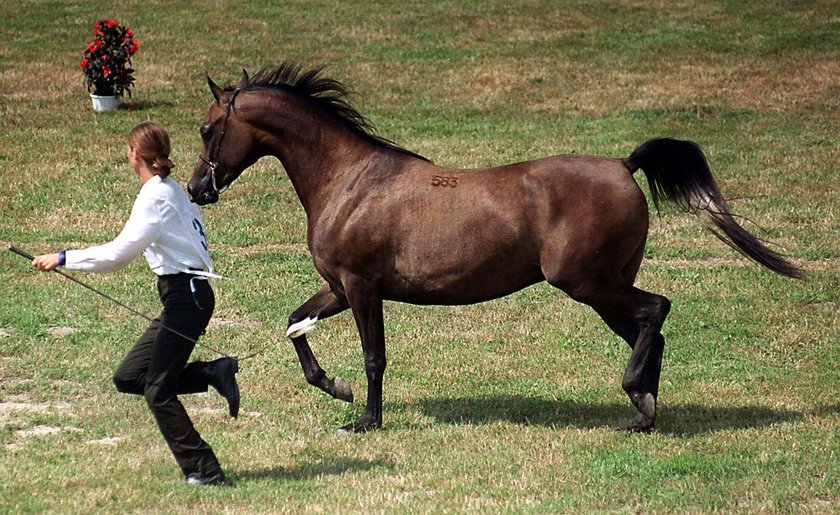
[87,436,125,446]
[47,326,77,337]
[0,328,13,338]
[15,425,82,438]
[0,397,72,422]
[16,425,62,437]
[192,407,227,415]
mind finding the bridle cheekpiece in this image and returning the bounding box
[194,88,241,204]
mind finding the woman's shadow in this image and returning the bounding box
[407,395,815,436]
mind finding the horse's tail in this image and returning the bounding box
[624,138,803,279]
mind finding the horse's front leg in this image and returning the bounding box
[288,284,353,402]
[340,278,386,433]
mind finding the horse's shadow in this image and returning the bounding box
[233,457,392,483]
[229,398,824,482]
[407,395,810,436]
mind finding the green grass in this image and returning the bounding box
[1,0,837,512]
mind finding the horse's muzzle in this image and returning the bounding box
[190,190,219,205]
[187,178,219,205]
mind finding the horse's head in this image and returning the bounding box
[188,71,259,205]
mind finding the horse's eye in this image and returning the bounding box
[200,124,213,142]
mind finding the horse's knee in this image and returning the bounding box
[632,294,671,331]
[364,355,386,377]
[653,295,671,321]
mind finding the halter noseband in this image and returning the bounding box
[195,88,241,203]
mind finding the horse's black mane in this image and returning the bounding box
[230,62,429,162]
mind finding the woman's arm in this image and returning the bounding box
[58,194,162,273]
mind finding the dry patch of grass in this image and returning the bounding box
[628,57,840,114]
[427,55,840,115]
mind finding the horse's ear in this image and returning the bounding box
[206,71,223,103]
[238,69,249,90]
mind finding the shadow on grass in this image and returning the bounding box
[411,395,805,436]
[233,457,392,483]
[119,100,175,111]
[810,403,839,417]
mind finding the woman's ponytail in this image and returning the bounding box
[152,156,176,178]
[128,122,175,178]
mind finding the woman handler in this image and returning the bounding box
[32,122,238,486]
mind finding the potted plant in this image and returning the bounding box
[80,19,139,111]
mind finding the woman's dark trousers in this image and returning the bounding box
[112,274,220,477]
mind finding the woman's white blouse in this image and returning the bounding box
[65,176,214,276]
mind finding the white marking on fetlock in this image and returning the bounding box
[287,316,318,338]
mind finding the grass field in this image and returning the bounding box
[1,0,837,512]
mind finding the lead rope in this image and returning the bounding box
[9,245,268,362]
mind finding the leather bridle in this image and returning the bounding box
[194,88,241,204]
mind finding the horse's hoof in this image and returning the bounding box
[620,412,655,433]
[338,416,380,433]
[333,376,354,403]
[638,392,656,419]
[629,391,656,420]
[620,422,654,434]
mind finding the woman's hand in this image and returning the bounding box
[32,253,60,272]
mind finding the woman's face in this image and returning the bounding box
[126,145,140,172]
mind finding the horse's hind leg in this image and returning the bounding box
[617,288,670,432]
[571,283,671,432]
[288,284,353,402]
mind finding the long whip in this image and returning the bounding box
[8,245,237,359]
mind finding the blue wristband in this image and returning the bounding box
[58,251,66,267]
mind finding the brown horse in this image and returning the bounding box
[188,63,802,433]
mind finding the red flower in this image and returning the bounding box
[82,19,138,97]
